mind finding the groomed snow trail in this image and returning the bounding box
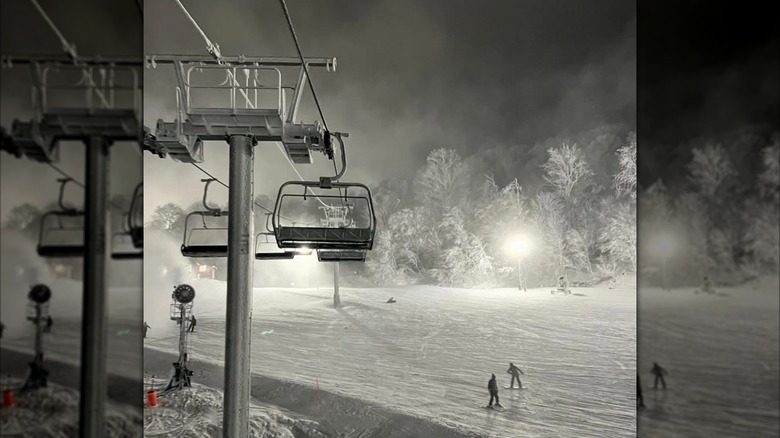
[638,277,780,437]
[146,281,636,437]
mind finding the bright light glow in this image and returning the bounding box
[651,233,676,257]
[505,235,532,256]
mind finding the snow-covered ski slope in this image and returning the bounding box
[638,276,780,437]
[145,280,636,437]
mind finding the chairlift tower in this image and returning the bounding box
[165,284,196,392]
[0,54,142,437]
[144,53,339,437]
[23,284,52,390]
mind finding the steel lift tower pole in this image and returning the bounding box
[81,135,111,437]
[224,134,255,433]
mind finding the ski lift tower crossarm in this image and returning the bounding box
[143,55,336,164]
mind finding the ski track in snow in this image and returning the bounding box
[145,282,637,438]
[638,278,780,437]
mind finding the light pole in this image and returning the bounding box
[507,236,531,291]
[653,234,675,291]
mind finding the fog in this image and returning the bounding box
[143,0,636,210]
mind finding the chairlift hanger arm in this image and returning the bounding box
[200,178,223,214]
[57,178,79,212]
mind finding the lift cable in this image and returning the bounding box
[172,0,222,61]
[28,0,113,108]
[278,0,347,204]
[278,0,328,132]
[45,162,131,213]
[274,142,328,208]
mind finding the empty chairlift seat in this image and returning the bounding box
[37,178,85,258]
[254,232,295,260]
[272,181,376,251]
[180,179,229,258]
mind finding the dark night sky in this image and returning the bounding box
[637,0,779,189]
[0,0,143,220]
[143,0,635,210]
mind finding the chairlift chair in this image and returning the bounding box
[272,180,376,251]
[37,178,85,258]
[181,179,229,258]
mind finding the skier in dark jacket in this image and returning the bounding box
[507,363,524,389]
[144,321,150,338]
[44,315,53,333]
[651,362,668,389]
[187,315,197,332]
[487,374,502,408]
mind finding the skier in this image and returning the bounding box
[651,362,668,389]
[554,275,570,294]
[506,362,524,389]
[701,275,714,294]
[144,321,150,338]
[187,315,197,333]
[487,373,502,408]
[637,374,645,408]
[44,315,53,333]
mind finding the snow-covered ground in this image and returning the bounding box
[143,382,329,437]
[145,278,637,437]
[0,377,141,438]
[638,276,780,437]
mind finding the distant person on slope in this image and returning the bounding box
[487,374,502,408]
[187,315,197,333]
[557,275,569,293]
[701,275,714,294]
[144,321,150,338]
[637,374,645,408]
[507,363,524,388]
[651,362,668,389]
[44,315,53,333]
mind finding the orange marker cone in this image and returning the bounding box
[3,390,13,407]
[147,390,158,407]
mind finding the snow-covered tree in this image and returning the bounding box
[614,133,637,199]
[532,192,569,280]
[431,207,494,287]
[757,136,779,202]
[542,143,595,201]
[148,203,186,234]
[687,144,735,201]
[414,148,469,218]
[600,202,636,271]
